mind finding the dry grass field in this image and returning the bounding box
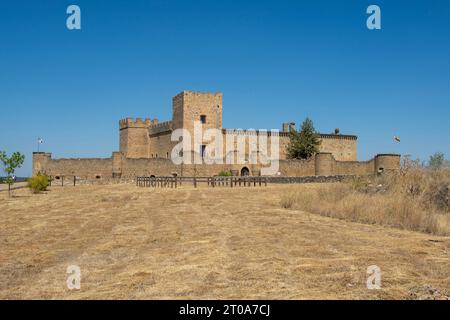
[1,183,450,299]
[281,169,450,236]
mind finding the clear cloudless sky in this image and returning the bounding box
[0,0,449,176]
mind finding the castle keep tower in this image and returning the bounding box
[172,91,223,132]
[172,91,223,157]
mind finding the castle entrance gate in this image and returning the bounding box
[240,167,250,176]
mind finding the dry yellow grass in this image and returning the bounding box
[281,169,450,236]
[0,183,449,299]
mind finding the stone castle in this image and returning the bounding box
[33,91,400,179]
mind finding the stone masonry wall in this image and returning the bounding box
[33,153,113,179]
[145,129,357,167]
[33,152,399,180]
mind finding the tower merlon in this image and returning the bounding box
[119,117,153,130]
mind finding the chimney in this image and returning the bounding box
[282,122,296,133]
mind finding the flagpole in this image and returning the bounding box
[37,138,43,152]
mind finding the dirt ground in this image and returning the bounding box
[0,183,449,299]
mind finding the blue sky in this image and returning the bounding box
[0,0,449,176]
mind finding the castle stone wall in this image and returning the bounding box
[334,160,375,175]
[314,153,335,176]
[33,153,113,179]
[279,158,316,176]
[33,152,400,180]
[318,135,357,161]
[148,132,176,160]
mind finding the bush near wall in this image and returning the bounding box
[28,174,50,193]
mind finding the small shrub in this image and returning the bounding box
[423,180,449,211]
[348,175,373,193]
[218,170,232,176]
[28,174,49,193]
[280,193,296,209]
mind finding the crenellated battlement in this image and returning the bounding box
[148,120,173,135]
[119,117,159,130]
[222,129,357,140]
[223,129,281,136]
[317,133,357,140]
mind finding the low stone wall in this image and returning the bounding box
[264,175,353,184]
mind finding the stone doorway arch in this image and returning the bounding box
[240,167,250,176]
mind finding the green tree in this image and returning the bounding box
[428,152,445,169]
[0,151,25,197]
[286,118,321,159]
